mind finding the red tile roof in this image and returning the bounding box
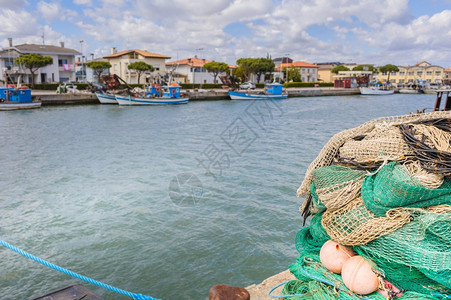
[166,58,235,68]
[275,61,318,71]
[104,49,170,59]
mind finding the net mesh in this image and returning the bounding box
[282,111,451,300]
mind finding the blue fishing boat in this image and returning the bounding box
[0,86,41,110]
[115,84,189,105]
[228,83,288,100]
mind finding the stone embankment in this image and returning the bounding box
[31,87,361,105]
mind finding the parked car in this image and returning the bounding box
[239,82,256,89]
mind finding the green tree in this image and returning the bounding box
[236,58,257,81]
[15,53,53,87]
[352,64,376,72]
[128,61,154,84]
[253,58,275,83]
[86,61,112,83]
[378,64,399,82]
[331,65,350,74]
[287,67,301,82]
[203,61,230,84]
[232,66,245,82]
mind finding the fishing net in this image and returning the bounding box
[283,111,451,300]
[297,111,451,198]
[361,162,451,216]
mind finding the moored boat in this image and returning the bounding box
[116,84,188,105]
[0,86,41,110]
[95,92,118,104]
[228,83,288,100]
[359,82,394,95]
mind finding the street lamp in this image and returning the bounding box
[79,40,84,82]
[285,54,289,83]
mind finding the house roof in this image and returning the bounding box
[275,61,318,71]
[6,44,81,55]
[166,57,235,68]
[104,49,170,59]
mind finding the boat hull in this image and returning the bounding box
[359,87,394,95]
[0,101,41,110]
[228,91,288,100]
[115,95,189,105]
[398,89,424,94]
[96,93,117,104]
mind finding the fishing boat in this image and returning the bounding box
[115,84,189,105]
[95,92,117,104]
[228,83,288,100]
[359,82,394,95]
[398,83,425,94]
[0,86,41,110]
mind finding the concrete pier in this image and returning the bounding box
[32,91,99,105]
[246,270,296,299]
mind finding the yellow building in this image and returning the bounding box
[103,48,170,84]
[375,61,444,85]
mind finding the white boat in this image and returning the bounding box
[359,83,394,95]
[116,95,189,105]
[228,83,288,100]
[398,88,424,94]
[116,85,188,105]
[95,92,117,104]
[0,86,41,111]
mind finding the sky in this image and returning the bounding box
[1,0,451,67]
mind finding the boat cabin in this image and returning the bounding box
[0,87,32,103]
[265,83,283,95]
[147,84,181,98]
[165,85,181,98]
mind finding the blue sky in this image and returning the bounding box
[1,0,450,67]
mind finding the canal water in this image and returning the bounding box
[0,94,437,299]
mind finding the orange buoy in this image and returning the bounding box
[319,240,355,274]
[341,255,380,295]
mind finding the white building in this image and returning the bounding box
[275,61,319,82]
[0,40,80,84]
[166,57,234,84]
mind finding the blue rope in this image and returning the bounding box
[0,239,160,300]
[268,280,306,298]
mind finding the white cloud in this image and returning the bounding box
[37,1,60,23]
[0,0,29,10]
[74,0,92,5]
[0,9,37,37]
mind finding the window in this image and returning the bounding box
[391,71,396,76]
[426,71,432,76]
[153,64,160,71]
[417,71,423,76]
[114,64,118,71]
[435,71,441,76]
[382,72,387,75]
[399,79,404,83]
[58,59,68,66]
[399,72,405,76]
[408,72,414,76]
[302,69,305,73]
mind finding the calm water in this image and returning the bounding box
[0,93,437,299]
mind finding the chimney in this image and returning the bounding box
[111,47,117,55]
[60,41,64,48]
[8,38,12,47]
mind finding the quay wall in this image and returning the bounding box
[31,88,361,105]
